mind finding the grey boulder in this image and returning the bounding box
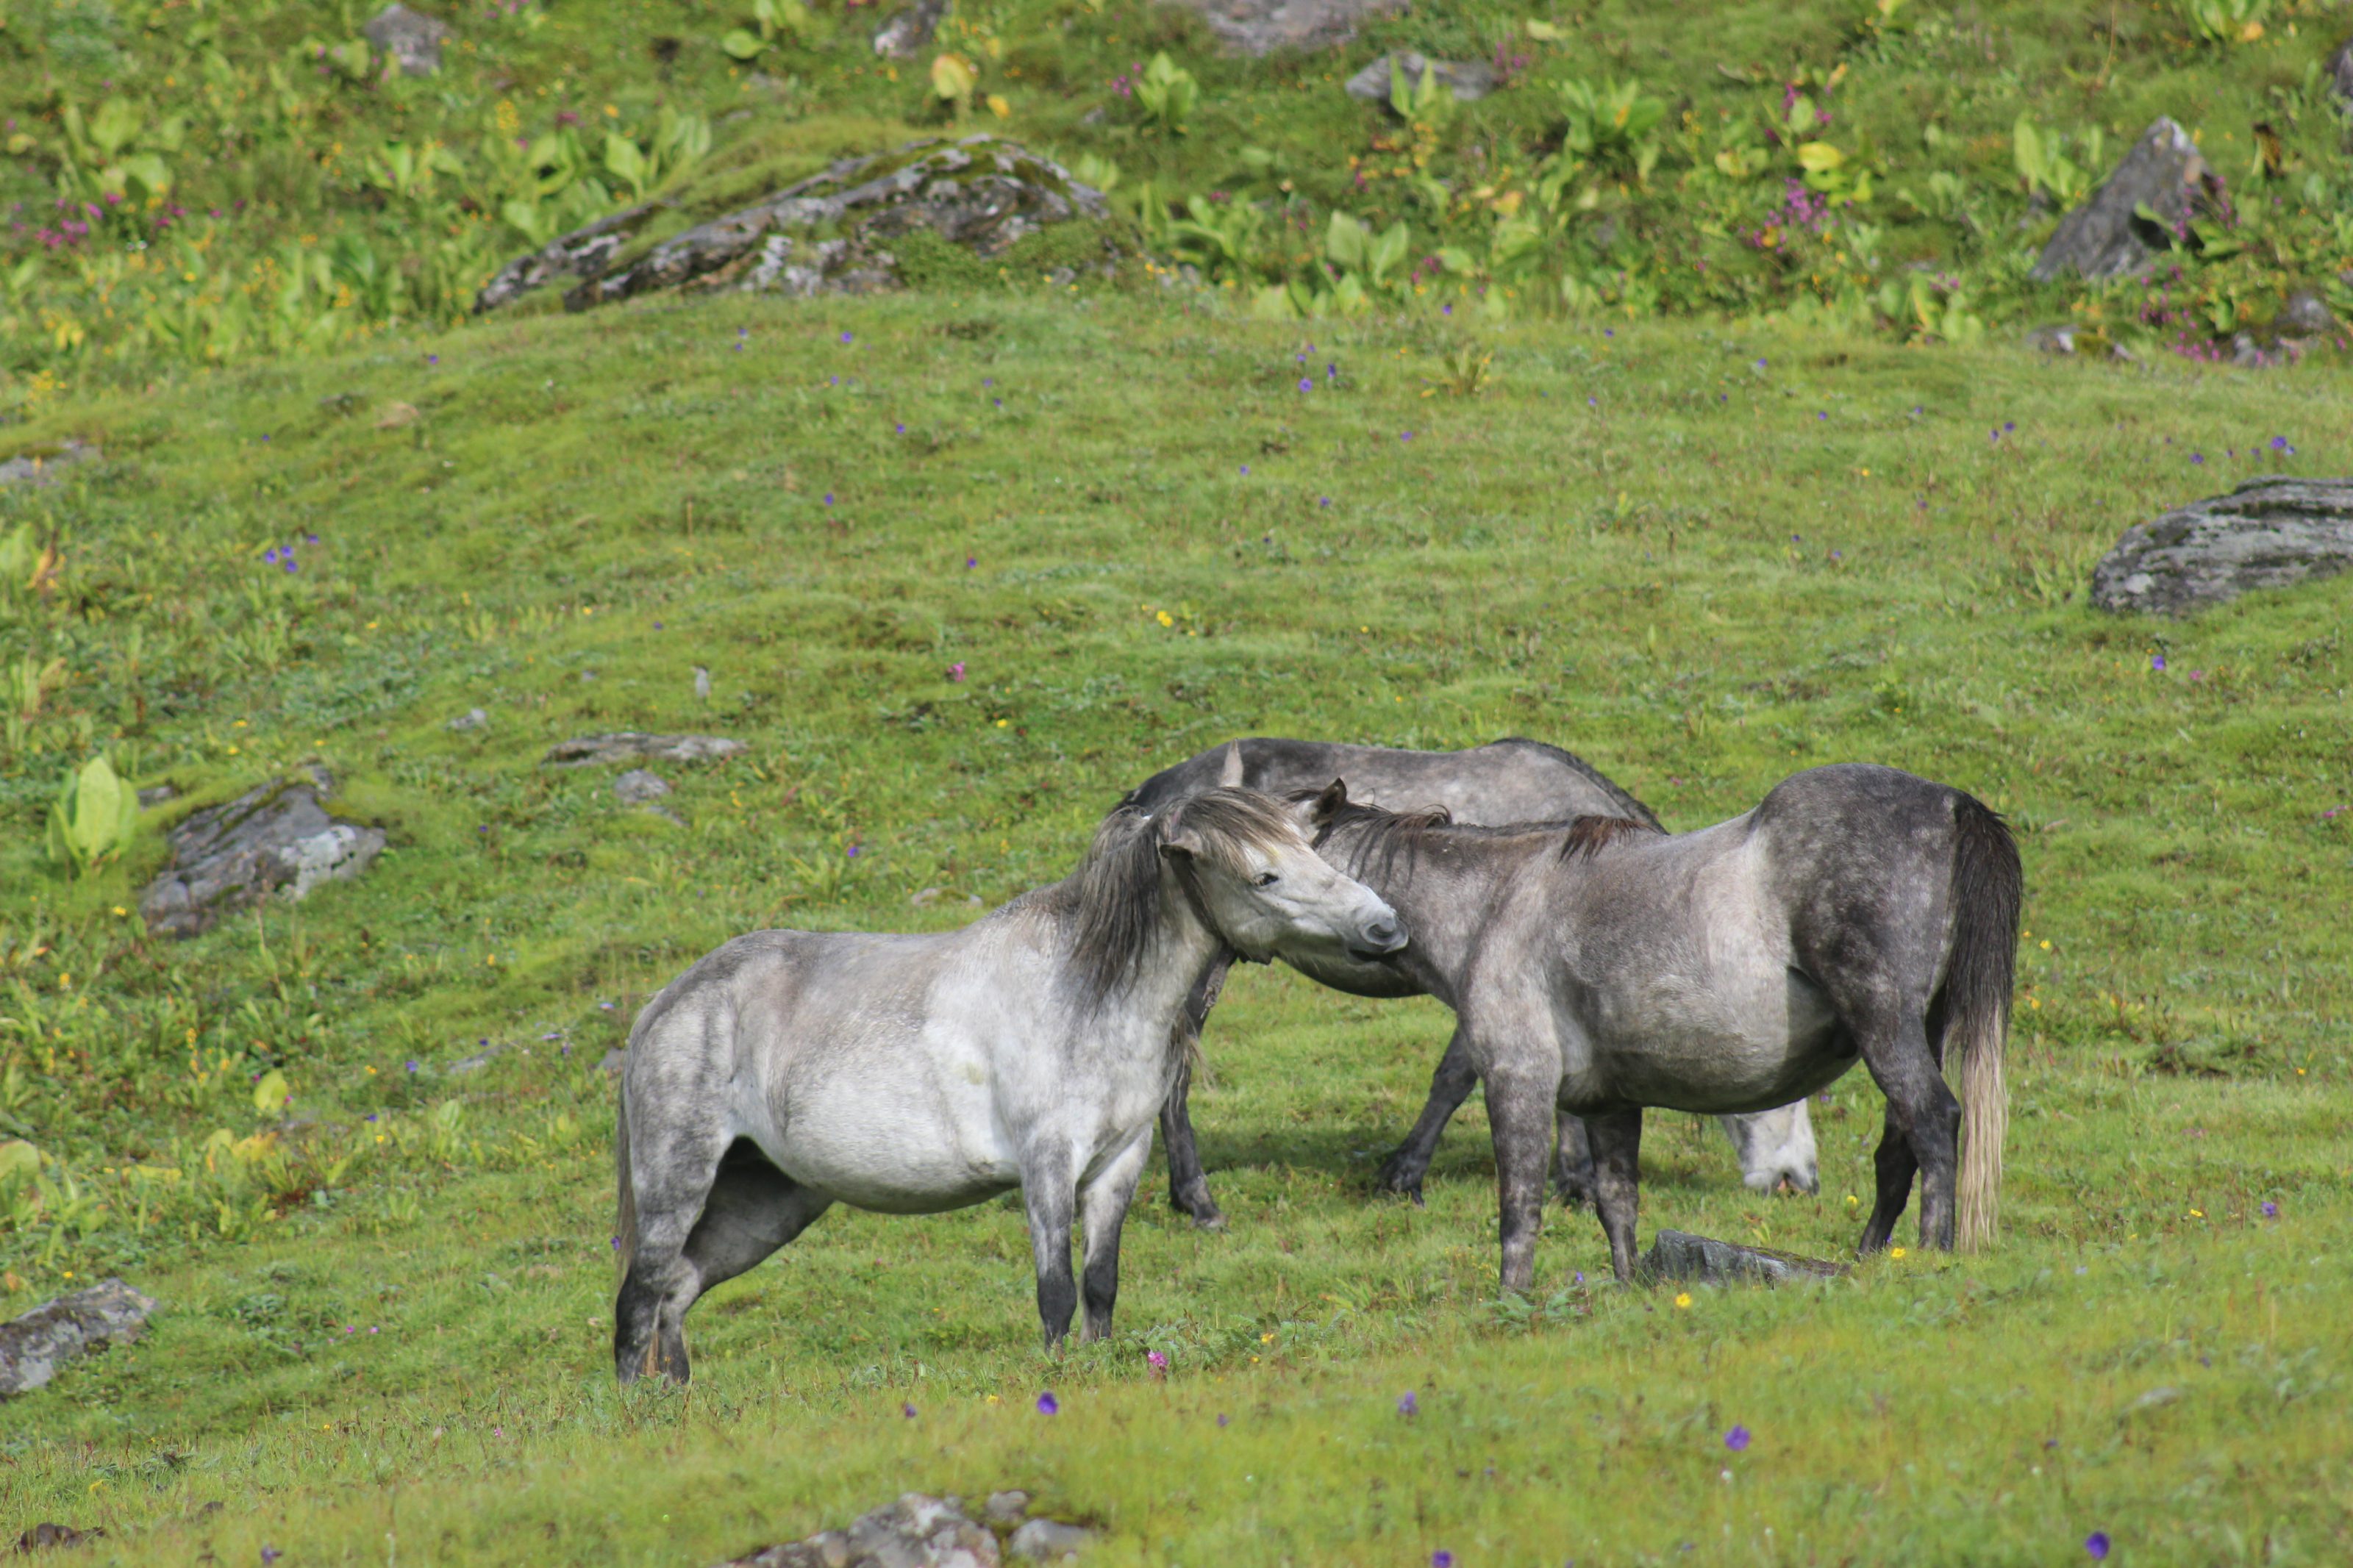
[543,733,746,767]
[137,767,385,939]
[365,4,451,76]
[874,0,951,58]
[716,1492,1090,1568]
[2030,118,2227,283]
[0,1278,158,1398]
[1637,1230,1847,1286]
[1344,52,1496,106]
[0,439,99,490]
[2090,476,2353,616]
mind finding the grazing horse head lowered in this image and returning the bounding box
[611,787,1401,1385]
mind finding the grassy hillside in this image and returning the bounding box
[5,0,2352,398]
[4,0,2352,1561]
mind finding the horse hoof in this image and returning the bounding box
[1190,1209,1228,1233]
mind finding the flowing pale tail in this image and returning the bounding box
[1947,793,2022,1251]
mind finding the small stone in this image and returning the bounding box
[543,733,746,767]
[1636,1230,1847,1286]
[135,784,178,808]
[375,400,421,429]
[2277,289,2338,338]
[2328,34,2353,110]
[1343,51,1496,106]
[2124,1385,2184,1417]
[614,770,673,806]
[12,1523,104,1552]
[449,1042,505,1074]
[873,0,950,58]
[693,666,712,701]
[1160,0,1402,56]
[983,1491,1032,1525]
[1008,1518,1089,1562]
[446,707,489,732]
[2090,477,2353,616]
[365,4,451,76]
[0,440,99,490]
[0,1279,159,1398]
[2024,322,2078,355]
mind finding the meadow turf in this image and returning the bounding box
[1,292,2349,1564]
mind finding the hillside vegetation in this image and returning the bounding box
[2,0,2350,1564]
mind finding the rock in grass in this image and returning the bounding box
[2090,476,2353,616]
[1637,1230,1846,1286]
[543,733,746,767]
[474,137,1121,315]
[13,1522,104,1551]
[365,4,450,76]
[0,439,99,490]
[2277,289,2339,339]
[446,707,489,732]
[1344,52,1497,106]
[614,769,674,806]
[0,1279,157,1399]
[137,767,385,939]
[2329,34,2353,111]
[1159,0,1402,57]
[2029,118,2227,283]
[873,0,951,58]
[716,1492,1092,1568]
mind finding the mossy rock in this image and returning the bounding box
[474,134,1132,313]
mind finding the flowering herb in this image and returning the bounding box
[1036,1391,1059,1415]
[2085,1531,2111,1560]
[1396,1391,1418,1416]
[1724,1425,1752,1451]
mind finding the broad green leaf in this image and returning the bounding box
[930,53,976,104]
[1796,141,1846,173]
[252,1069,290,1115]
[721,28,768,60]
[89,98,141,158]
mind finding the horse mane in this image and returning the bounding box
[1066,789,1299,1009]
[1558,814,1665,861]
[1299,793,1454,883]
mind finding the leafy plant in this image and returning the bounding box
[723,0,813,60]
[1135,54,1201,136]
[2013,115,2103,209]
[1388,57,1457,131]
[45,753,139,877]
[2179,0,2270,44]
[931,52,979,114]
[1556,76,1668,180]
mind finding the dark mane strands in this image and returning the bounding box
[1559,813,1668,862]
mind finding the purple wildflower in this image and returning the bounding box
[1216,1413,1229,1427]
[1299,379,1314,393]
[1397,1391,1418,1417]
[846,844,861,859]
[1036,1392,1059,1415]
[1239,465,1249,475]
[904,1402,918,1418]
[2085,1533,2110,1560]
[1432,1554,1454,1568]
[840,331,853,344]
[1400,431,1413,443]
[2152,654,2166,672]
[1318,497,1331,507]
[2270,435,2288,451]
[2262,1200,2278,1217]
[965,556,978,568]
[1724,1425,1752,1452]
[948,662,966,681]
[2191,453,2204,464]
[262,1550,282,1566]
[1146,1349,1168,1370]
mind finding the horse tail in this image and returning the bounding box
[1947,790,2022,1252]
[614,1073,638,1288]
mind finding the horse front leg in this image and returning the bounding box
[1377,1029,1482,1204]
[1584,1107,1644,1281]
[1162,956,1232,1230]
[1552,1111,1599,1209]
[1485,1065,1558,1295]
[1079,1128,1154,1342]
[1020,1148,1079,1349]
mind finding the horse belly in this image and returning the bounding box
[1579,962,1844,1115]
[755,1075,1018,1215]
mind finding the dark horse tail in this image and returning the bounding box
[1947,792,2023,1252]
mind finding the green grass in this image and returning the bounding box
[1,290,2349,1562]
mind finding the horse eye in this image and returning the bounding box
[1253,872,1279,887]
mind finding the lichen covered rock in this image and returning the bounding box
[475,137,1124,314]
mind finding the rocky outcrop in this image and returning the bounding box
[474,137,1119,315]
[874,0,951,58]
[542,733,746,767]
[1344,52,1496,105]
[0,1279,158,1398]
[1637,1230,1846,1286]
[137,768,385,939]
[2029,118,2227,283]
[2090,477,2353,616]
[715,1492,1091,1567]
[1160,0,1403,56]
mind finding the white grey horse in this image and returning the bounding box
[1296,764,2020,1289]
[1121,738,1818,1227]
[613,788,1403,1383]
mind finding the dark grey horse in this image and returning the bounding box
[1295,763,2020,1289]
[613,789,1402,1383]
[1121,738,1818,1228]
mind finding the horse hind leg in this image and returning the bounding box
[1377,1028,1482,1204]
[1584,1108,1644,1281]
[1553,1112,1599,1209]
[1856,1100,1917,1254]
[682,1142,832,1303]
[1848,1003,1961,1253]
[614,1102,734,1386]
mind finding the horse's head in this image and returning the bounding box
[1160,787,1405,966]
[1726,1099,1821,1195]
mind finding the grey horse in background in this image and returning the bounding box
[613,789,1404,1383]
[1120,737,1818,1228]
[1296,764,2020,1289]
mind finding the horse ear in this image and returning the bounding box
[1216,742,1245,789]
[1159,809,1206,860]
[1309,777,1349,826]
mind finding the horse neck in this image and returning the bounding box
[1325,822,1515,1003]
[1104,865,1227,1042]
